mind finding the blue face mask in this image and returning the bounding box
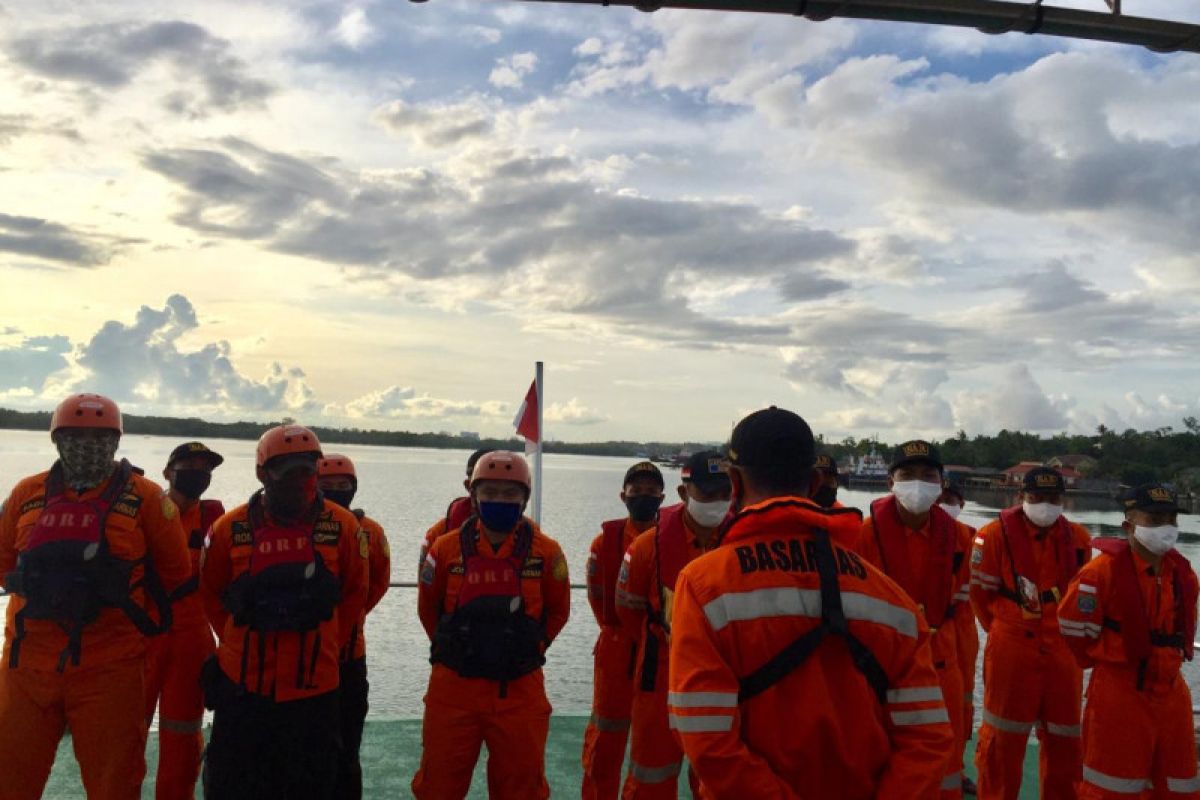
[478,501,523,532]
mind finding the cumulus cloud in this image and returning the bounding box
[73,294,318,413]
[0,212,115,266]
[373,98,494,148]
[489,51,538,89]
[7,20,273,116]
[0,335,72,391]
[951,364,1069,433]
[545,398,607,426]
[334,7,376,49]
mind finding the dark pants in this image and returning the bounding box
[336,658,369,800]
[202,670,341,800]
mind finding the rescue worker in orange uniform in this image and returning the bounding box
[969,466,1090,800]
[0,393,190,800]
[810,453,845,509]
[616,450,732,799]
[413,450,571,800]
[857,441,974,800]
[144,442,226,800]
[938,478,980,796]
[418,447,494,574]
[582,461,666,800]
[199,424,368,800]
[668,407,956,799]
[1059,483,1200,799]
[316,453,391,800]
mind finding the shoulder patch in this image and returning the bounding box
[357,528,369,559]
[161,496,178,520]
[1077,593,1097,614]
[971,547,984,566]
[381,535,390,560]
[552,553,569,582]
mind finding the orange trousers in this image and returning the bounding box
[975,626,1082,800]
[622,641,699,800]
[935,657,965,800]
[412,668,552,800]
[582,627,637,800]
[0,656,147,800]
[144,622,215,800]
[1079,666,1200,799]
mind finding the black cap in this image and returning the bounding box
[814,453,838,475]
[466,447,494,476]
[681,450,731,492]
[727,406,816,472]
[167,441,224,469]
[889,440,942,473]
[942,477,966,501]
[623,461,664,489]
[1121,483,1179,514]
[1022,466,1065,494]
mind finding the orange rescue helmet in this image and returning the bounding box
[318,453,356,479]
[50,393,123,436]
[470,450,532,493]
[256,424,323,467]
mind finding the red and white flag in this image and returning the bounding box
[513,379,540,444]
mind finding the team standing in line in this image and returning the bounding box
[0,393,1196,798]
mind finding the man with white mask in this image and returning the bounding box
[858,440,975,800]
[1060,483,1199,799]
[615,450,731,799]
[968,466,1091,800]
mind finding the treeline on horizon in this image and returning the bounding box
[2,407,1198,489]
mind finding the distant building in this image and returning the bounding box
[1047,454,1097,474]
[459,431,481,441]
[1002,461,1045,486]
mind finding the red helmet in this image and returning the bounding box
[469,450,532,492]
[318,454,356,479]
[256,424,322,467]
[50,393,122,436]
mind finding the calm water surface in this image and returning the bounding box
[2,429,1197,718]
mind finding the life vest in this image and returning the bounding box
[598,518,627,627]
[730,498,890,705]
[170,498,226,602]
[430,518,546,685]
[869,495,958,628]
[5,460,172,671]
[1092,537,1198,666]
[996,506,1085,615]
[639,503,689,691]
[445,496,473,534]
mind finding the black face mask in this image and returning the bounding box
[625,494,664,523]
[812,485,838,508]
[265,473,317,521]
[323,488,356,509]
[173,469,212,500]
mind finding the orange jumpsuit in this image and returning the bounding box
[957,524,981,777]
[859,502,974,800]
[143,498,223,800]
[669,497,955,799]
[969,512,1091,800]
[418,496,472,576]
[0,465,190,800]
[413,518,571,800]
[582,519,642,800]
[616,505,705,800]
[344,514,391,662]
[1060,543,1200,799]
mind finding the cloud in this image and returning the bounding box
[7,20,273,117]
[337,385,508,420]
[0,335,72,391]
[489,51,539,89]
[73,294,317,413]
[373,98,494,148]
[545,398,607,426]
[0,212,114,266]
[334,8,376,49]
[951,364,1069,433]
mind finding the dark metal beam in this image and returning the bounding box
[492,0,1200,55]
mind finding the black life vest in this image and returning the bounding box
[221,492,341,635]
[430,518,546,684]
[5,459,172,671]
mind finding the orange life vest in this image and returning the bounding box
[996,505,1085,612]
[598,518,627,627]
[868,495,957,628]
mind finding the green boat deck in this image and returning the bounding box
[41,716,1041,798]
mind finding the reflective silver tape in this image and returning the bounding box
[1044,721,1081,738]
[1082,766,1149,794]
[668,713,734,733]
[890,708,950,726]
[668,691,738,708]
[1168,774,1200,793]
[629,760,683,784]
[886,686,945,705]
[703,587,917,638]
[981,709,1034,735]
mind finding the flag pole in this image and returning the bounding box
[533,360,544,524]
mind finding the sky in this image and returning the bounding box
[2,0,1199,443]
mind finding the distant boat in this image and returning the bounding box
[852,448,889,480]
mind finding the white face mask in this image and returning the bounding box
[1133,525,1179,555]
[1023,502,1063,528]
[938,502,963,520]
[687,497,731,527]
[892,480,943,514]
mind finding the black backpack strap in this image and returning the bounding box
[738,528,889,705]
